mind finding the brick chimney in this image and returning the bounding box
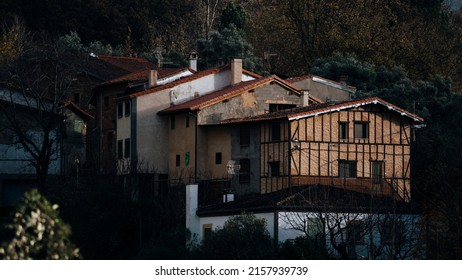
[230,58,242,85]
[148,69,158,88]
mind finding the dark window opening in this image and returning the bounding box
[372,161,384,184]
[215,152,222,165]
[124,138,130,158]
[269,161,280,177]
[339,160,357,178]
[269,103,296,113]
[175,154,180,167]
[270,122,281,141]
[339,122,348,140]
[124,101,131,117]
[354,122,368,139]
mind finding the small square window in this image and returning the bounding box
[339,160,357,178]
[354,122,368,139]
[215,152,222,165]
[202,224,213,240]
[269,161,280,177]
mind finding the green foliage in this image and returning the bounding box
[220,1,247,31]
[0,189,80,260]
[197,24,262,72]
[194,213,274,259]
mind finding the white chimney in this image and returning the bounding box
[302,90,310,106]
[230,58,242,85]
[148,69,158,88]
[189,51,198,71]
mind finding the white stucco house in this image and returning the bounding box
[114,59,260,176]
[186,184,425,259]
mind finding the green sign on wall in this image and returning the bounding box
[185,152,190,166]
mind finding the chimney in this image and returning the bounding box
[148,69,158,88]
[189,51,198,71]
[302,90,310,107]
[230,58,242,85]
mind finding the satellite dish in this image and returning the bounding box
[226,160,241,175]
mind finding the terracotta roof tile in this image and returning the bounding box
[98,67,194,87]
[126,64,262,100]
[158,75,319,115]
[97,55,155,72]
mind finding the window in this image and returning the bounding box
[117,140,123,159]
[170,116,176,130]
[269,103,296,113]
[346,221,365,244]
[117,102,123,118]
[339,122,348,140]
[239,158,250,184]
[269,161,280,177]
[239,126,250,146]
[175,154,180,167]
[202,224,213,240]
[354,122,368,139]
[339,160,357,178]
[186,115,190,128]
[372,161,384,184]
[185,152,190,166]
[270,122,281,141]
[380,221,404,245]
[73,120,83,133]
[124,101,131,117]
[215,152,222,165]
[124,138,130,158]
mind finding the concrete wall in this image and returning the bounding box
[290,76,353,102]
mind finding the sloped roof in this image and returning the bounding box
[97,67,194,87]
[158,75,320,115]
[197,185,418,217]
[60,100,94,122]
[221,97,424,124]
[124,63,262,100]
[287,74,356,93]
[96,55,155,73]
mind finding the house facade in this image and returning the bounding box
[222,97,423,201]
[288,75,355,102]
[114,59,260,177]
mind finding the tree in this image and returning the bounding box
[0,40,76,189]
[0,189,80,259]
[195,213,274,259]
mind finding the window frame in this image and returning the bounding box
[175,154,181,167]
[338,160,357,178]
[339,122,349,140]
[268,161,280,177]
[239,158,251,184]
[239,126,250,147]
[124,101,131,117]
[354,122,369,139]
